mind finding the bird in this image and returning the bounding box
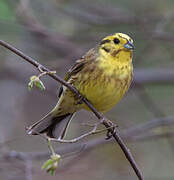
[27,32,134,140]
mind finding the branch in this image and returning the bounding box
[0,40,144,180]
[2,115,174,177]
[2,65,174,86]
[2,116,174,160]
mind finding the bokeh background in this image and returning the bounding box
[0,0,174,179]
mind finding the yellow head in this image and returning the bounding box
[98,33,134,59]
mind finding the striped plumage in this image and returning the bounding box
[27,33,134,139]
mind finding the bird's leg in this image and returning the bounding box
[105,131,113,140]
[105,125,117,140]
[100,118,118,140]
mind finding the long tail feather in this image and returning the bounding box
[27,112,74,139]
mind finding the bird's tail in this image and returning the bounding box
[27,112,74,139]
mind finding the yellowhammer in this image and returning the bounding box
[28,33,134,139]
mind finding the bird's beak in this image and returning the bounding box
[124,41,134,50]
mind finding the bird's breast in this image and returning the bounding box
[77,66,133,112]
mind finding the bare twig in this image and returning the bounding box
[1,115,174,178]
[2,66,174,88]
[0,40,144,180]
[2,116,174,160]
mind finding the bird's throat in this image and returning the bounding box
[97,49,132,77]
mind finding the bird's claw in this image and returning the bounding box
[105,123,118,140]
[105,130,113,140]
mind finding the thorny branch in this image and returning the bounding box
[0,40,144,180]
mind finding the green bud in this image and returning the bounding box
[42,154,61,176]
[28,75,45,91]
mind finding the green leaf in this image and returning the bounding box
[42,159,54,170]
[49,169,55,176]
[34,79,45,90]
[28,81,33,91]
[42,154,61,176]
[28,75,45,91]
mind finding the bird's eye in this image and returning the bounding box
[113,38,120,44]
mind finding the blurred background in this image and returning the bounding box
[0,0,174,179]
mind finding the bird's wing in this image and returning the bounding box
[58,48,97,97]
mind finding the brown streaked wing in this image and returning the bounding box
[58,48,97,98]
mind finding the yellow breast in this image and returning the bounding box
[76,52,133,112]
